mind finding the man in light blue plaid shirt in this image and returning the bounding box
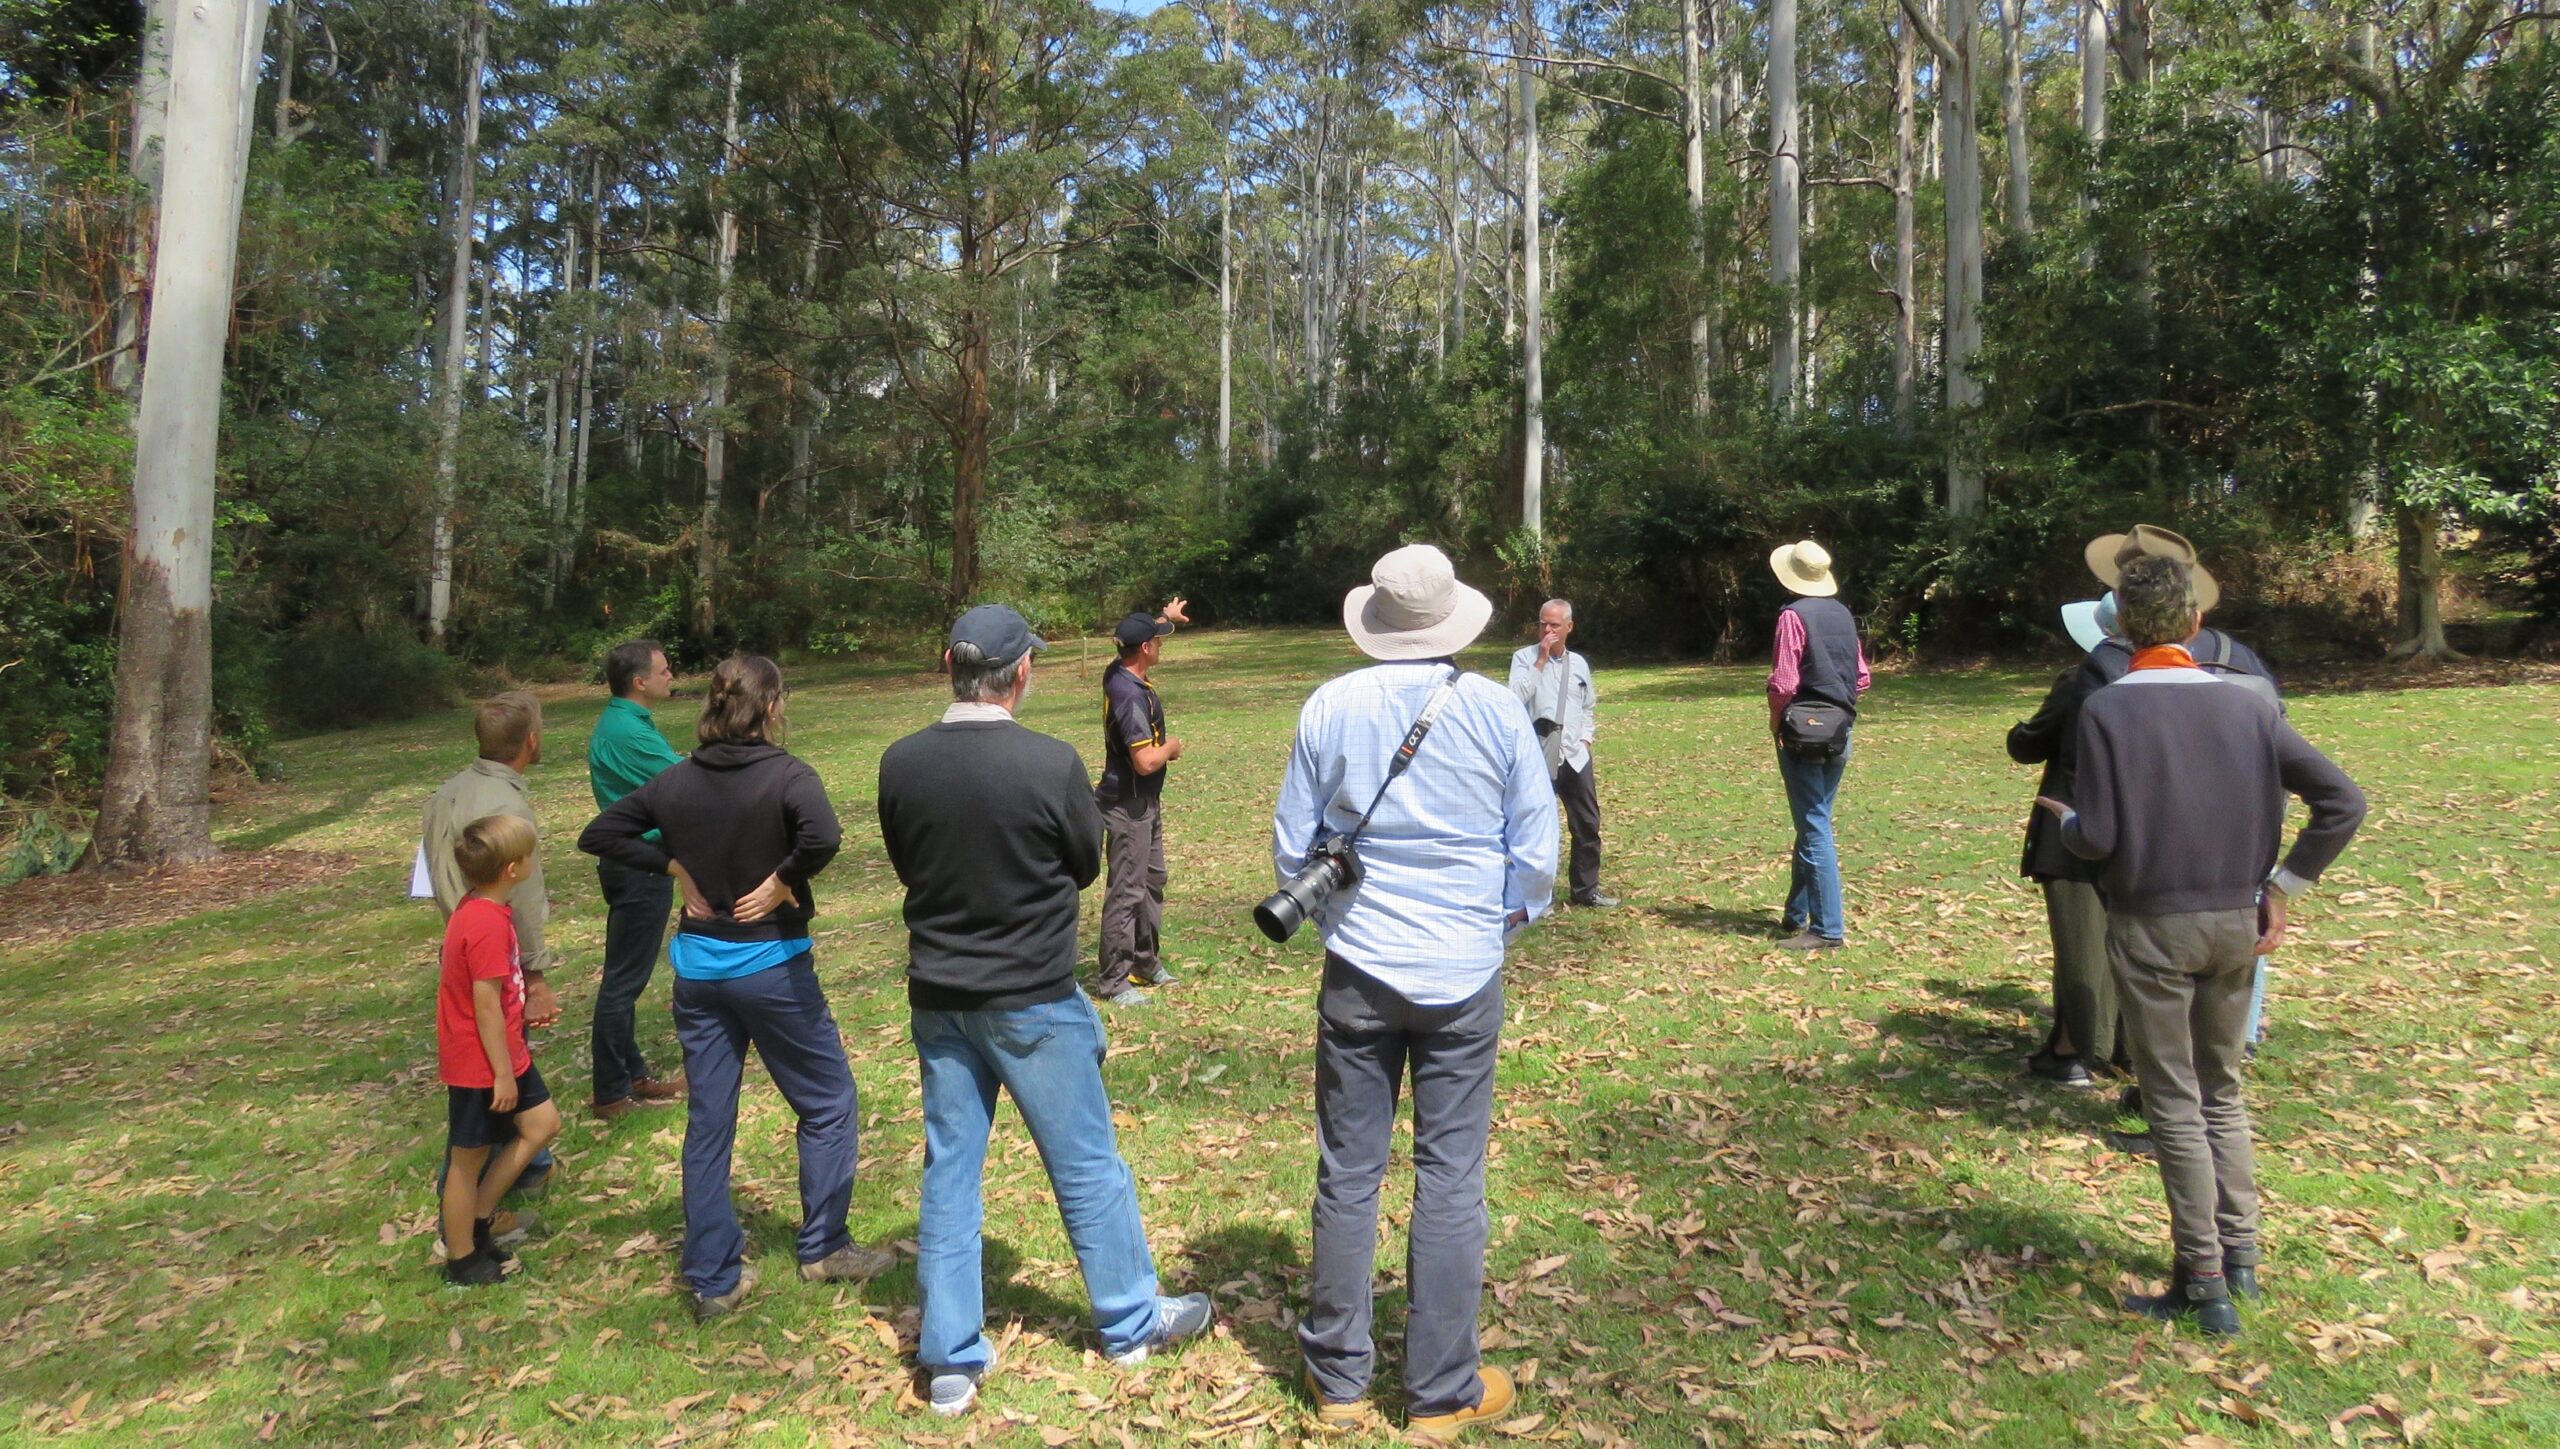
[1273,543,1555,1438]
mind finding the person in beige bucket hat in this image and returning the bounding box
[1765,540,1870,950]
[1278,541,1554,1436]
[2084,524,2221,613]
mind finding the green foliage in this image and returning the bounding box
[0,806,79,885]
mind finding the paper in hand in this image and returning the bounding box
[409,842,435,900]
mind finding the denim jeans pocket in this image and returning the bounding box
[985,1001,1065,1059]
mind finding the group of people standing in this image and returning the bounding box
[410,523,2365,1439]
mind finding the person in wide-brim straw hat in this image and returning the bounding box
[1343,542,1496,660]
[1769,539,1840,598]
[2085,523,2221,614]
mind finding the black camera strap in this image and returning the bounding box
[1344,665,1465,845]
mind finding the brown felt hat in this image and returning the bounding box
[2083,524,2220,613]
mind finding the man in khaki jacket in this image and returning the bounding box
[421,690,561,1206]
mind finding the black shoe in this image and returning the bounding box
[2028,1050,2095,1088]
[2126,1267,2241,1336]
[2118,1085,2144,1118]
[2223,1261,2262,1299]
[1775,931,1843,952]
[444,1250,508,1287]
[1570,892,1621,908]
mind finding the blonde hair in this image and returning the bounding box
[474,691,542,762]
[454,813,537,888]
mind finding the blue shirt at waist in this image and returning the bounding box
[670,935,811,981]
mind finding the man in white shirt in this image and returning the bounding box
[1508,599,1616,908]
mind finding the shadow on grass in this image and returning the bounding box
[220,784,389,851]
[1179,1222,1307,1390]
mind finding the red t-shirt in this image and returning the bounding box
[438,897,530,1087]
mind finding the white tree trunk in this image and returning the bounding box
[1517,1,1544,539]
[1906,0,1984,517]
[111,0,179,401]
[1768,0,1801,409]
[1216,0,1236,482]
[1683,0,1712,415]
[693,52,742,645]
[1998,0,2032,235]
[425,0,487,652]
[1894,8,1919,434]
[569,159,600,576]
[91,0,269,867]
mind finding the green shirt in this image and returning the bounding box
[588,696,684,818]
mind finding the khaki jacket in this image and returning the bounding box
[421,758,552,973]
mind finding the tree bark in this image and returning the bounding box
[1683,0,1712,416]
[1997,0,2032,236]
[1905,0,1984,517]
[569,159,600,578]
[2390,507,2462,660]
[692,52,742,647]
[91,0,269,869]
[425,0,488,652]
[1768,0,1801,409]
[1217,0,1237,483]
[110,0,178,401]
[1894,8,1919,434]
[1517,0,1545,538]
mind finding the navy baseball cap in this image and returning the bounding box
[948,604,1047,667]
[1113,612,1173,649]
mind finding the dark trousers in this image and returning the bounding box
[1552,759,1603,901]
[1300,955,1503,1418]
[592,860,672,1103]
[671,954,860,1297]
[1097,798,1166,994]
[2039,877,2118,1064]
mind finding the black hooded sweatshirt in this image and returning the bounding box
[578,740,842,942]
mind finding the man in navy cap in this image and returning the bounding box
[877,604,1215,1416]
[1093,598,1190,1006]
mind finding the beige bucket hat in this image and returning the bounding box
[1769,540,1840,598]
[2084,523,2220,613]
[1343,543,1495,660]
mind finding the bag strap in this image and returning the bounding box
[2203,630,2233,669]
[1346,666,1465,845]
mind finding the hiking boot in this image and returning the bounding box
[633,1073,689,1102]
[2224,1260,2263,1299]
[1135,962,1179,987]
[1095,986,1152,1007]
[1105,1292,1214,1366]
[1570,892,1621,909]
[2126,1267,2241,1336]
[593,1096,647,1123]
[444,1250,509,1288]
[800,1243,896,1284]
[691,1262,759,1323]
[1775,931,1844,953]
[1407,1365,1518,1442]
[1303,1370,1382,1433]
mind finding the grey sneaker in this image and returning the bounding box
[800,1243,896,1283]
[926,1350,995,1418]
[1106,1292,1214,1366]
[1135,962,1179,986]
[1774,931,1843,952]
[1096,986,1152,1007]
[690,1262,759,1323]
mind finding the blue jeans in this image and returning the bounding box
[1777,741,1850,940]
[911,990,1161,1373]
[671,954,860,1298]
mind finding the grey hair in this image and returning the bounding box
[1540,598,1573,621]
[950,650,1026,703]
[2116,556,2199,649]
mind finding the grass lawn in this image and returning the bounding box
[3,627,2557,1447]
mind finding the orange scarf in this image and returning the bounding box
[2129,643,2197,672]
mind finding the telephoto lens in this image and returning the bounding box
[1252,839,1357,942]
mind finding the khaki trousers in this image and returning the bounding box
[2111,907,2263,1272]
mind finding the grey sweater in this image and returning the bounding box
[2061,667,2366,916]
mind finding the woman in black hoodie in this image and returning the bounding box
[580,655,891,1320]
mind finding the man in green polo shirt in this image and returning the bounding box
[587,639,690,1121]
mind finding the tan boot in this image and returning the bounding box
[1304,1370,1383,1433]
[1406,1366,1515,1442]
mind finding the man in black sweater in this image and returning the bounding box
[876,605,1212,1418]
[2038,556,2366,1337]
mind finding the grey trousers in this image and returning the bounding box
[1300,955,1503,1418]
[1097,798,1166,994]
[2112,908,2262,1273]
[2041,878,2116,1063]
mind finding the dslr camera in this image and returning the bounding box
[1253,834,1362,943]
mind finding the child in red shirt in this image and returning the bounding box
[438,814,564,1286]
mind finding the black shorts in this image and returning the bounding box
[446,1063,552,1150]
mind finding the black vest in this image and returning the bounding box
[1784,598,1861,715]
